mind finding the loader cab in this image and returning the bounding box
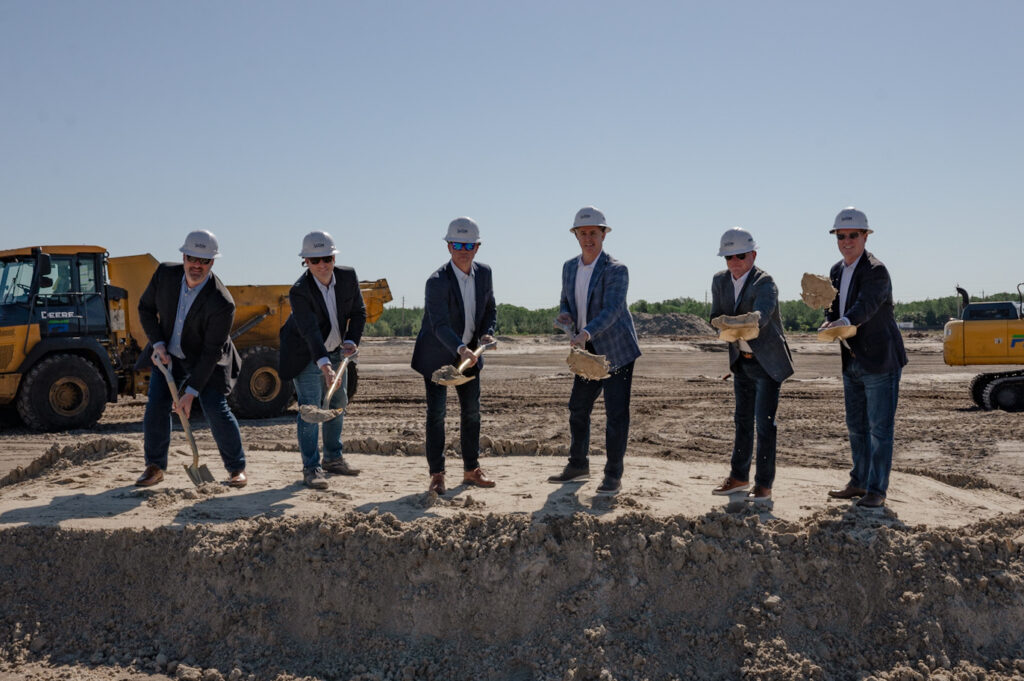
[0,246,109,337]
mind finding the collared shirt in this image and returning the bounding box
[167,274,209,360]
[314,273,343,353]
[839,254,863,320]
[574,254,600,332]
[731,269,754,354]
[451,261,476,345]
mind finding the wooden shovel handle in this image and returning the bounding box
[456,341,497,373]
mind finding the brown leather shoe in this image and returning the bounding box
[462,467,495,488]
[828,485,867,499]
[323,457,360,476]
[856,492,886,508]
[135,465,164,487]
[226,470,248,488]
[747,485,772,504]
[428,472,446,495]
[712,476,749,496]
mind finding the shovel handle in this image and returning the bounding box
[456,341,496,374]
[323,349,358,408]
[151,353,201,466]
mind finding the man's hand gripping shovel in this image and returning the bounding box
[431,341,497,386]
[151,353,215,486]
[299,350,358,424]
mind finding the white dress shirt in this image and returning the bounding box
[838,254,863,322]
[314,273,343,352]
[574,254,599,332]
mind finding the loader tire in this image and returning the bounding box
[16,354,108,432]
[228,345,293,419]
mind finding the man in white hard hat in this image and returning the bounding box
[411,218,498,495]
[821,207,907,509]
[549,206,641,495]
[279,231,367,489]
[708,227,794,504]
[135,230,248,487]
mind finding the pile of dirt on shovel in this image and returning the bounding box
[3,507,1024,681]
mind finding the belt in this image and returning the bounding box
[740,352,755,360]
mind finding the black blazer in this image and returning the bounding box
[135,263,241,395]
[278,267,367,381]
[827,251,908,373]
[411,261,496,378]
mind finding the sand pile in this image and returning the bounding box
[631,313,714,337]
[3,508,1023,681]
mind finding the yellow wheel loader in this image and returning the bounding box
[0,246,391,431]
[943,284,1024,411]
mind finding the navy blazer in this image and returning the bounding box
[135,263,241,395]
[710,266,794,383]
[826,251,908,373]
[411,261,497,378]
[278,267,367,382]
[559,251,641,372]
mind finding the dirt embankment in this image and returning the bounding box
[631,312,714,336]
[3,509,1024,681]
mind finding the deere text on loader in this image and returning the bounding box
[943,283,1024,411]
[0,246,391,431]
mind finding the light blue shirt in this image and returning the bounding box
[155,274,209,397]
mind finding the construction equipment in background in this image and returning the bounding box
[943,283,1024,411]
[0,246,392,431]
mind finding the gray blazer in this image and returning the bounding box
[710,266,794,383]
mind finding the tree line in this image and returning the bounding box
[362,292,1020,337]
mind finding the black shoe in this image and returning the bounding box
[596,475,621,496]
[303,467,329,490]
[548,464,590,483]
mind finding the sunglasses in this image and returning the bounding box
[724,253,748,261]
[450,242,477,251]
[185,255,212,265]
[835,231,863,241]
[306,256,334,265]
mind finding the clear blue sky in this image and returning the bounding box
[2,1,1021,309]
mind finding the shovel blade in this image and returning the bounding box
[184,463,216,486]
[299,404,346,423]
[436,374,476,387]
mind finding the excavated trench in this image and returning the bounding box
[3,509,1024,681]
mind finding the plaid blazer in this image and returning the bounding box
[560,251,641,372]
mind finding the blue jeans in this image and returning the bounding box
[293,352,348,470]
[143,366,246,473]
[730,357,781,488]
[842,359,902,496]
[568,360,634,479]
[424,375,481,475]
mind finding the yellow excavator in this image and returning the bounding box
[0,246,391,431]
[943,283,1024,411]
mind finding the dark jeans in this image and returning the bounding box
[568,360,634,479]
[730,357,781,488]
[423,374,481,475]
[842,359,901,496]
[143,367,246,473]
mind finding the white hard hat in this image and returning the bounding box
[717,227,757,257]
[572,206,611,233]
[831,207,873,234]
[443,217,480,243]
[179,230,221,259]
[299,231,339,258]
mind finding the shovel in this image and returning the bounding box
[431,341,497,386]
[151,354,215,486]
[299,350,358,424]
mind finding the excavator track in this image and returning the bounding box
[978,370,1024,411]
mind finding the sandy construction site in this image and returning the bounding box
[2,331,1023,681]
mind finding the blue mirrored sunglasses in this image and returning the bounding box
[450,242,477,251]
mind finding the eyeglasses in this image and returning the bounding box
[835,231,863,241]
[306,256,334,265]
[185,255,212,265]
[724,253,747,261]
[450,242,477,251]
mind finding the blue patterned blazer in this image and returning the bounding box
[559,251,641,372]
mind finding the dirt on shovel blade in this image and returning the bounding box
[431,365,462,383]
[298,404,345,423]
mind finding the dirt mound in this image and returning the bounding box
[631,312,714,336]
[0,437,136,489]
[3,509,1023,680]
